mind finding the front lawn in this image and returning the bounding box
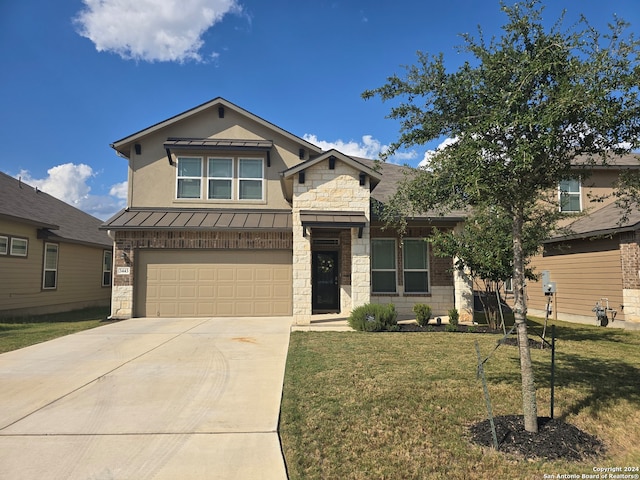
[279,319,640,479]
[0,307,111,354]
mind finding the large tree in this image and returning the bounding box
[364,0,640,433]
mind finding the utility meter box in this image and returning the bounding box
[541,270,556,294]
[544,282,556,294]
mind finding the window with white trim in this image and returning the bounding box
[208,158,233,199]
[403,239,429,293]
[10,237,28,257]
[238,158,264,200]
[102,251,113,287]
[176,156,265,201]
[372,239,397,293]
[0,235,7,255]
[559,179,581,212]
[177,157,203,199]
[43,242,58,289]
[504,278,513,293]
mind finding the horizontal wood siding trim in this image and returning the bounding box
[527,240,623,320]
[1,218,111,315]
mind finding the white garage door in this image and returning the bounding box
[136,250,292,317]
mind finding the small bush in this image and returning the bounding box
[445,323,458,332]
[413,304,432,327]
[348,303,398,332]
[448,308,459,327]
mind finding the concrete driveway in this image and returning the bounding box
[0,317,292,479]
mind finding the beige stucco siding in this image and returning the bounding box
[126,107,305,210]
[0,219,111,317]
[526,237,624,321]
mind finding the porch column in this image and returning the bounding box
[453,222,474,322]
[292,211,312,324]
[351,225,371,310]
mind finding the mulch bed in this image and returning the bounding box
[397,323,544,348]
[468,415,605,461]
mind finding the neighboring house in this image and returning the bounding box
[522,156,640,327]
[101,98,468,324]
[0,172,113,318]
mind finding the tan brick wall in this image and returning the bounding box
[621,230,640,322]
[620,231,640,289]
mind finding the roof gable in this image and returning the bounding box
[279,150,383,203]
[0,172,111,247]
[111,97,323,158]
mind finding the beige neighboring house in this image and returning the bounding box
[523,156,640,328]
[0,172,113,318]
[101,97,469,324]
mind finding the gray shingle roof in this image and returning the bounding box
[547,202,640,242]
[353,157,468,221]
[0,172,112,247]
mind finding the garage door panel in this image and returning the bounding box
[273,268,289,282]
[198,269,215,281]
[217,268,236,281]
[136,250,292,317]
[159,269,178,282]
[180,269,197,282]
[254,285,272,298]
[236,269,255,282]
[198,285,214,297]
[236,285,255,299]
[179,286,197,298]
[159,285,177,298]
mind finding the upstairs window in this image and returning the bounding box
[10,237,28,257]
[176,156,265,201]
[0,236,7,255]
[208,158,233,199]
[559,179,581,212]
[177,157,202,199]
[372,239,397,293]
[43,242,58,289]
[403,239,429,293]
[238,158,263,200]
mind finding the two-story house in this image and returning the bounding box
[101,98,469,324]
[0,172,113,318]
[524,156,640,327]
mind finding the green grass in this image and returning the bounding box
[0,307,112,354]
[280,318,640,479]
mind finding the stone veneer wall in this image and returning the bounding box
[109,230,293,319]
[621,230,640,323]
[292,160,371,324]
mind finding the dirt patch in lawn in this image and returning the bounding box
[468,415,605,461]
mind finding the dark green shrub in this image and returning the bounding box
[348,303,398,332]
[448,308,459,327]
[413,303,432,327]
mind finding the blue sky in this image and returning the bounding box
[1,1,638,220]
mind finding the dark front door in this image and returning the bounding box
[312,251,340,313]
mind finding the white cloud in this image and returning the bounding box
[17,164,126,220]
[109,181,128,200]
[74,0,242,62]
[418,137,458,167]
[303,134,417,164]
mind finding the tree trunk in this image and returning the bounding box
[512,210,538,433]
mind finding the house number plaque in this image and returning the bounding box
[116,267,131,275]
